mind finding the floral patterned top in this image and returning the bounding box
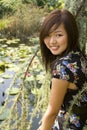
[51,51,87,130]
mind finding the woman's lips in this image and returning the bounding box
[51,46,59,51]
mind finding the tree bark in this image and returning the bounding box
[64,0,87,54]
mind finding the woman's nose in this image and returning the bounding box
[49,36,56,45]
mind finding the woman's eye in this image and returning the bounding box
[46,34,50,38]
[56,34,63,37]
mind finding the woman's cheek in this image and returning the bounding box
[44,40,49,48]
[44,38,48,44]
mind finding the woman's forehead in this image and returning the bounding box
[49,23,65,34]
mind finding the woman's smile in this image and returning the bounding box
[50,46,60,53]
[44,24,68,55]
[50,46,59,50]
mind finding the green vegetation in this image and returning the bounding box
[0,5,47,41]
[0,0,64,41]
[0,0,87,129]
[0,37,50,129]
[0,0,64,18]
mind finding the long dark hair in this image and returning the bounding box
[39,9,80,71]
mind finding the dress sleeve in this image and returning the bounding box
[51,59,79,85]
[51,52,86,88]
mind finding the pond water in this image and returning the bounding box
[0,69,15,106]
[0,39,41,129]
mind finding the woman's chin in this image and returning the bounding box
[51,50,61,55]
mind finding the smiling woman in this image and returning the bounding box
[44,24,68,55]
[38,9,87,130]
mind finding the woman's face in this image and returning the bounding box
[44,24,68,55]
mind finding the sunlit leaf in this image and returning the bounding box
[0,70,5,74]
[5,87,20,95]
[6,39,20,44]
[32,88,40,96]
[2,74,13,79]
[7,64,20,72]
[0,78,4,83]
[0,107,10,121]
[25,75,34,82]
[0,38,7,42]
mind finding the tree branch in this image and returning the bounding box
[23,48,39,81]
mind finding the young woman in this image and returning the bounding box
[38,9,87,130]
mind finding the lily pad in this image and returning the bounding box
[6,39,20,44]
[2,74,13,79]
[5,87,20,95]
[7,64,20,72]
[0,78,4,83]
[0,38,7,42]
[0,107,10,121]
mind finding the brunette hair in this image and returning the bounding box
[39,9,79,71]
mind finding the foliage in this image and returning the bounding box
[64,0,87,54]
[0,18,10,30]
[0,0,64,19]
[0,5,47,42]
[0,0,21,18]
[0,37,50,129]
[0,37,37,130]
[0,37,49,128]
[64,0,87,129]
[0,0,64,40]
[0,0,87,129]
[63,82,87,129]
[44,0,64,10]
[25,0,64,10]
[33,0,64,10]
[0,37,87,129]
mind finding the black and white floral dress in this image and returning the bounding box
[51,51,87,130]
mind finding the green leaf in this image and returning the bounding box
[2,74,13,79]
[0,107,10,121]
[6,39,20,44]
[0,78,4,83]
[5,87,20,95]
[26,75,34,81]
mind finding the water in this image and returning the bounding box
[0,44,41,129]
[0,71,41,128]
[0,69,15,106]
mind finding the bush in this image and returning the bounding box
[0,0,19,18]
[4,4,48,41]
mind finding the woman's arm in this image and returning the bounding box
[39,78,69,130]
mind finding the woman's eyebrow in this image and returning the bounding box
[49,30,62,36]
[49,29,62,34]
[55,30,62,33]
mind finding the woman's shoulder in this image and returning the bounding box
[59,50,86,66]
[52,50,87,88]
[53,50,87,77]
[52,51,82,78]
[60,51,81,62]
[53,50,86,70]
[59,50,87,74]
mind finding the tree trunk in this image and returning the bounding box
[64,0,87,54]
